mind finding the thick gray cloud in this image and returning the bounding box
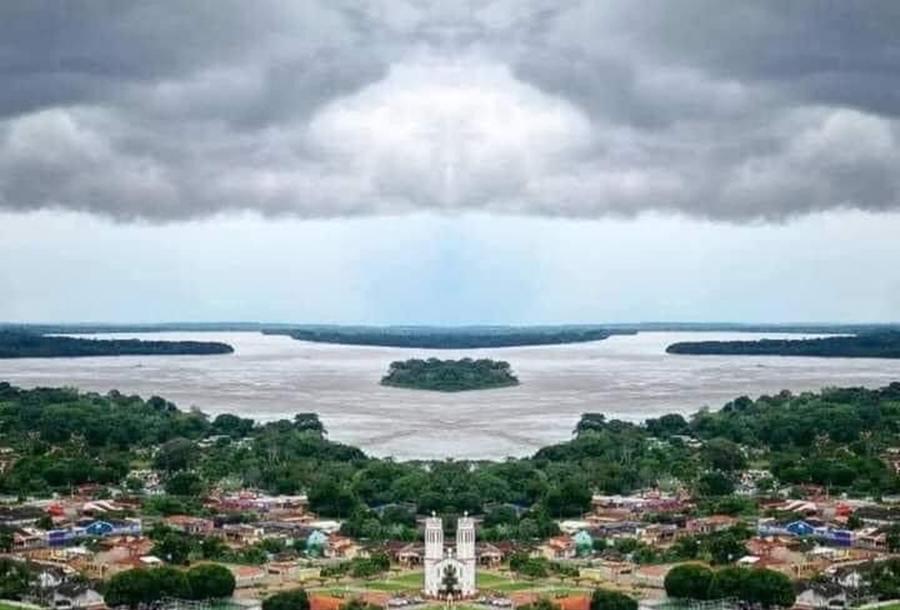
[1,0,899,221]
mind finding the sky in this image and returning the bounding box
[1,1,899,324]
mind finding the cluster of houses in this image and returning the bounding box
[541,490,900,608]
[9,461,900,610]
[0,501,141,552]
[0,488,362,610]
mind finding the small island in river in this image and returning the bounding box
[0,330,234,358]
[666,331,900,358]
[380,357,520,392]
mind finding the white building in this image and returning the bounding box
[423,513,476,598]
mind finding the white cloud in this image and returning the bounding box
[307,56,592,211]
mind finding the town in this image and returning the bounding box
[2,383,900,610]
[3,477,900,610]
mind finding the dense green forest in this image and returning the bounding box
[380,358,519,391]
[265,326,623,348]
[0,331,234,358]
[3,381,900,529]
[666,331,900,358]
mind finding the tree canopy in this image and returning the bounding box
[381,358,519,392]
[4,380,900,529]
[665,564,795,608]
[263,589,310,610]
[666,331,900,358]
[0,330,233,358]
[590,589,637,610]
[268,327,623,349]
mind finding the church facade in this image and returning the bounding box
[423,513,477,598]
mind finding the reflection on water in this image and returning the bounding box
[1,331,898,459]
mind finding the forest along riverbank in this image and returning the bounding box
[1,331,899,459]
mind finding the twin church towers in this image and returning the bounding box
[423,513,477,597]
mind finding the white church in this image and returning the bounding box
[423,513,477,598]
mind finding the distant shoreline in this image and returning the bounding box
[266,327,630,349]
[0,330,234,359]
[666,332,900,358]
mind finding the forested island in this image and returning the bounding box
[380,357,519,391]
[666,331,900,358]
[265,326,625,348]
[0,330,234,358]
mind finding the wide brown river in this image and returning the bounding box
[1,331,898,459]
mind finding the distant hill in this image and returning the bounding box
[666,331,900,358]
[0,331,234,358]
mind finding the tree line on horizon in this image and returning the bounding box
[0,330,233,358]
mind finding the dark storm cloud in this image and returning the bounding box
[0,0,899,221]
[510,1,900,122]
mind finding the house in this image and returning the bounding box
[51,582,105,610]
[757,518,816,538]
[636,523,678,546]
[0,506,46,528]
[573,530,593,555]
[685,515,739,535]
[228,564,267,588]
[30,545,92,566]
[586,520,641,538]
[221,523,264,546]
[812,526,854,547]
[14,527,48,550]
[306,530,329,556]
[164,515,215,535]
[75,537,155,578]
[590,493,688,518]
[326,535,363,560]
[540,535,576,560]
[265,560,317,582]
[854,505,900,526]
[306,520,341,535]
[476,543,504,567]
[47,519,141,547]
[558,520,594,535]
[47,527,88,547]
[746,537,827,578]
[211,493,309,514]
[633,563,681,589]
[853,527,887,551]
[787,520,817,536]
[384,541,421,567]
[135,556,163,568]
[102,518,141,537]
[80,500,126,517]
